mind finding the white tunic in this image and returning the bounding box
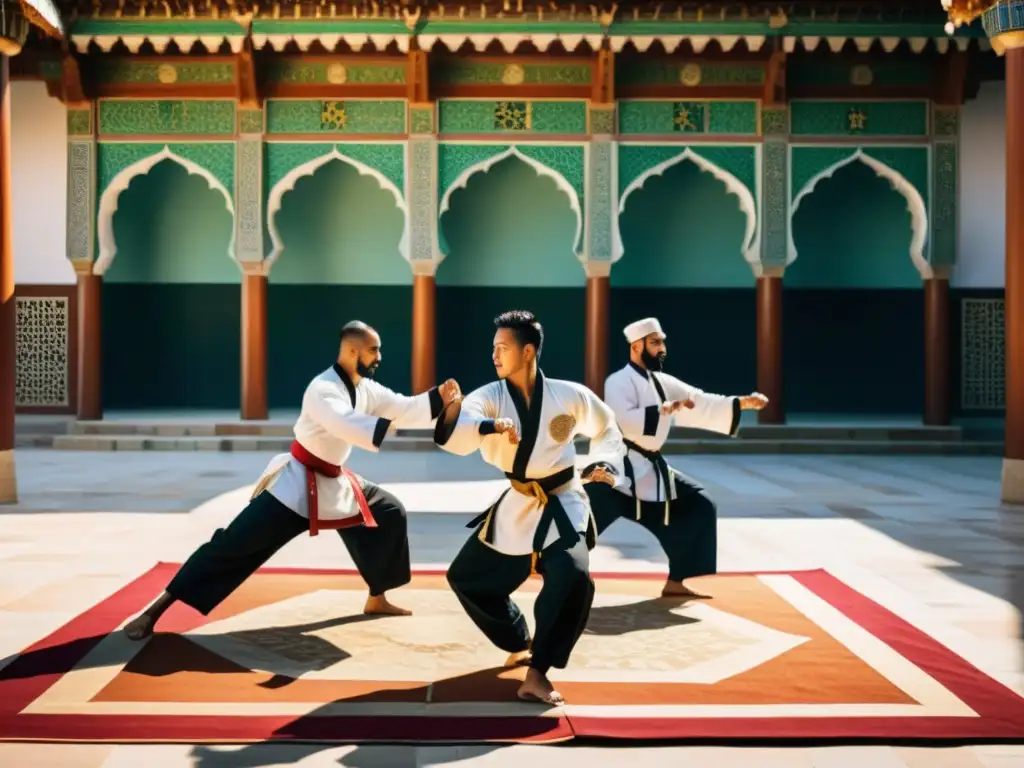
[437,372,626,555]
[603,362,739,504]
[257,364,440,521]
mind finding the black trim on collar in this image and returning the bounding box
[332,362,357,406]
[627,361,648,380]
[506,369,545,481]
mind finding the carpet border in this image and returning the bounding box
[1,563,1022,744]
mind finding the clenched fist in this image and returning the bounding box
[492,418,520,445]
[660,399,695,415]
[437,379,462,406]
[739,392,769,411]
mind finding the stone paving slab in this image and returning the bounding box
[0,450,1020,766]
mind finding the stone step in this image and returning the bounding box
[26,433,1002,456]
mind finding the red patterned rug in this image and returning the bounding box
[1,563,1022,744]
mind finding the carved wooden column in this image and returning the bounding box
[236,101,267,419]
[758,101,789,425]
[0,56,14,502]
[407,46,440,393]
[582,47,616,398]
[75,262,102,421]
[240,265,268,420]
[584,262,611,397]
[923,272,951,426]
[756,271,784,425]
[1001,33,1024,502]
[412,263,437,394]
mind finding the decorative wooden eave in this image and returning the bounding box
[63,1,992,57]
[22,0,65,39]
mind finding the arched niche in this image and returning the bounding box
[436,152,586,388]
[265,154,412,405]
[95,144,235,276]
[265,146,408,268]
[101,156,239,410]
[785,155,927,415]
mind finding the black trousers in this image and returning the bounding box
[167,484,411,615]
[446,530,595,675]
[586,473,718,582]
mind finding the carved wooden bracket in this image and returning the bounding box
[59,53,88,106]
[938,49,969,106]
[763,47,787,106]
[236,38,260,108]
[592,48,614,104]
[407,47,429,103]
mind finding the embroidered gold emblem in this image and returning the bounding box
[548,413,576,444]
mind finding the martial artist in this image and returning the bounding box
[585,317,768,600]
[124,321,461,640]
[434,310,626,706]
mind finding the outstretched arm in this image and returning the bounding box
[364,380,448,430]
[659,374,741,436]
[433,384,504,456]
[304,382,392,452]
[569,383,627,481]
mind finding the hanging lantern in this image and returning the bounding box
[0,0,30,57]
[941,1,1000,34]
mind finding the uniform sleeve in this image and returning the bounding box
[604,372,661,439]
[660,374,741,436]
[303,382,391,452]
[433,384,499,456]
[570,383,627,479]
[364,381,444,430]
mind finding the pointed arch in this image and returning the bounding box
[616,146,760,265]
[266,146,409,268]
[95,145,236,276]
[438,145,584,255]
[788,148,931,278]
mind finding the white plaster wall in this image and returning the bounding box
[12,80,72,286]
[955,81,1006,289]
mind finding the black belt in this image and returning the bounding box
[624,439,673,526]
[467,465,595,570]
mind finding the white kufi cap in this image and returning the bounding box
[623,317,665,344]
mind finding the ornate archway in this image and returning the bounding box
[95,145,235,275]
[265,146,408,268]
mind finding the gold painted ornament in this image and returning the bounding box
[679,63,702,87]
[548,414,577,444]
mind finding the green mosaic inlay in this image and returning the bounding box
[410,106,435,135]
[789,101,929,137]
[264,60,406,85]
[789,145,929,207]
[707,102,758,135]
[437,100,587,134]
[265,100,406,134]
[97,142,236,202]
[761,106,789,137]
[67,109,91,136]
[589,107,616,135]
[238,109,263,134]
[264,142,405,197]
[787,59,934,87]
[93,61,235,85]
[618,101,707,134]
[617,144,757,201]
[97,100,236,135]
[616,61,764,87]
[433,61,591,87]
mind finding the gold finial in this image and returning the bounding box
[503,0,509,11]
[186,1,194,18]
[402,6,421,29]
[272,3,280,19]
[516,0,522,13]
[371,1,380,18]
[653,3,662,20]
[162,1,171,17]
[329,3,336,17]
[293,2,300,17]
[459,6,466,19]
[537,6,543,22]
[598,2,616,26]
[212,5,219,19]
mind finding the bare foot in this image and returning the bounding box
[124,613,157,641]
[661,580,712,599]
[517,667,565,706]
[363,594,412,616]
[504,649,532,668]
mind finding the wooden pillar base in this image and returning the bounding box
[1003,458,1024,504]
[241,272,268,420]
[756,274,784,424]
[411,269,437,394]
[923,277,951,426]
[584,264,610,398]
[76,270,102,421]
[0,448,14,504]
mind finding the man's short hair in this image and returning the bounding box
[494,310,543,358]
[340,320,374,345]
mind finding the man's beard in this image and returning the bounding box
[642,349,666,371]
[357,360,379,378]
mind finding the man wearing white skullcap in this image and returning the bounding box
[584,317,768,598]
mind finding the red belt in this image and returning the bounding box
[290,440,377,536]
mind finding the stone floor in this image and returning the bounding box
[0,449,1021,767]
